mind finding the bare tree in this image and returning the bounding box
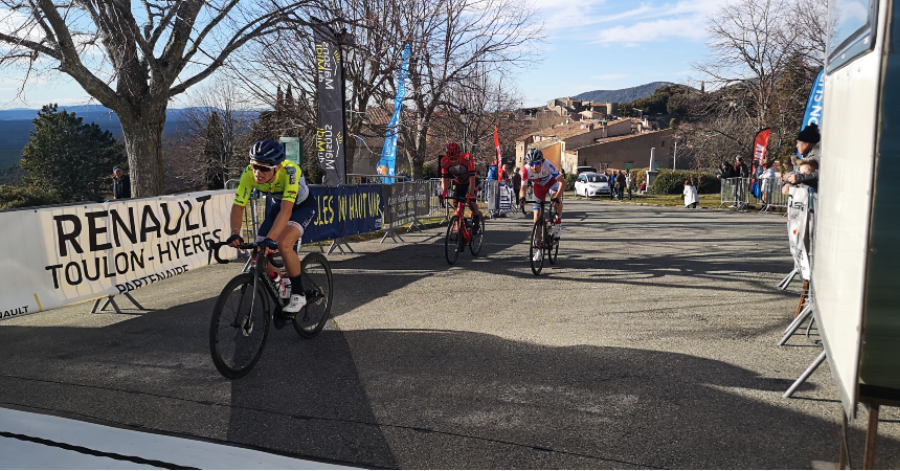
[175,77,255,189]
[427,66,523,167]
[695,0,798,130]
[398,0,540,179]
[232,0,408,175]
[0,0,321,196]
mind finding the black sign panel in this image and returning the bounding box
[313,23,346,186]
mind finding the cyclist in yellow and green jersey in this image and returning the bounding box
[227,140,316,314]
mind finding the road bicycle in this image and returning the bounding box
[207,241,333,379]
[444,196,485,265]
[525,198,560,275]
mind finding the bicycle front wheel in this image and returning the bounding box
[548,222,560,265]
[293,252,334,339]
[469,213,485,256]
[445,216,461,265]
[209,273,270,379]
[529,220,544,276]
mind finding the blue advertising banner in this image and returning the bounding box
[377,44,411,184]
[302,185,384,243]
[801,69,825,132]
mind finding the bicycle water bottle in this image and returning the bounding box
[280,278,291,299]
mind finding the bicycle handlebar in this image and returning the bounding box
[207,241,284,269]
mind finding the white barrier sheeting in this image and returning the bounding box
[0,407,356,469]
[0,190,237,321]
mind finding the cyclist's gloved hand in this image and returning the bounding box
[551,197,561,204]
[441,190,447,199]
[226,234,244,247]
[467,193,477,202]
[261,238,279,252]
[518,197,526,205]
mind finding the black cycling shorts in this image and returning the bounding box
[257,197,317,240]
[451,179,479,202]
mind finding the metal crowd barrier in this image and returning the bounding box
[719,177,789,212]
[719,177,749,209]
[758,178,789,212]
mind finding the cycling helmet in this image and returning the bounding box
[249,139,286,164]
[524,148,544,165]
[446,142,461,157]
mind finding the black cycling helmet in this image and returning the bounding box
[524,148,544,165]
[249,139,286,164]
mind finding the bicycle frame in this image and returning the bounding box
[453,198,473,244]
[246,246,285,314]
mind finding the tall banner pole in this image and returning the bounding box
[378,44,411,184]
[312,22,346,186]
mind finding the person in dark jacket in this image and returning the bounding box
[787,123,821,189]
[615,170,627,200]
[112,166,131,200]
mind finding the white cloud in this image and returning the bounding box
[596,18,709,43]
[532,0,723,43]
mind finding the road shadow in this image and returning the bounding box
[2,307,897,468]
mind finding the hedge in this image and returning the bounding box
[649,169,721,195]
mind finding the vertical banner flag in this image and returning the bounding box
[753,128,771,165]
[494,126,502,169]
[798,69,825,156]
[313,23,346,186]
[378,44,411,184]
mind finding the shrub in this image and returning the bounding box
[565,173,576,191]
[649,169,721,195]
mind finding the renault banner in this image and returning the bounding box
[0,190,235,321]
[313,22,346,186]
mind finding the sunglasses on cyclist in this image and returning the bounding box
[251,163,277,172]
[529,160,543,167]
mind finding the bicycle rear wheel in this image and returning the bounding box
[293,252,334,339]
[469,213,485,256]
[445,216,461,265]
[529,220,544,275]
[209,273,270,379]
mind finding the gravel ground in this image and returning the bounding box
[0,199,897,469]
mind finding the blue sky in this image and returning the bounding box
[517,0,720,106]
[0,0,721,109]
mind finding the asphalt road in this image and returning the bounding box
[1,200,898,469]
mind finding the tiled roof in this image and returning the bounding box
[569,129,671,151]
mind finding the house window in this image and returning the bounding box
[661,140,666,147]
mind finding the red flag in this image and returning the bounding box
[494,126,502,168]
[753,128,771,164]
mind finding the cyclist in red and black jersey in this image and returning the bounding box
[440,142,483,231]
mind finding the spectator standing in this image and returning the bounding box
[734,157,749,207]
[759,161,776,205]
[625,170,634,200]
[512,167,522,200]
[683,180,699,208]
[112,166,131,200]
[782,160,819,195]
[617,170,627,200]
[787,124,821,189]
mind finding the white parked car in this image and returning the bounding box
[574,173,611,197]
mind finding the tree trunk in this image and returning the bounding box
[120,112,167,197]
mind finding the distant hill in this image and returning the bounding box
[573,82,678,104]
[0,106,259,170]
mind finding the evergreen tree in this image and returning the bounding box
[20,104,125,203]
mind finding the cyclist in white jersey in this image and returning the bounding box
[518,149,564,260]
